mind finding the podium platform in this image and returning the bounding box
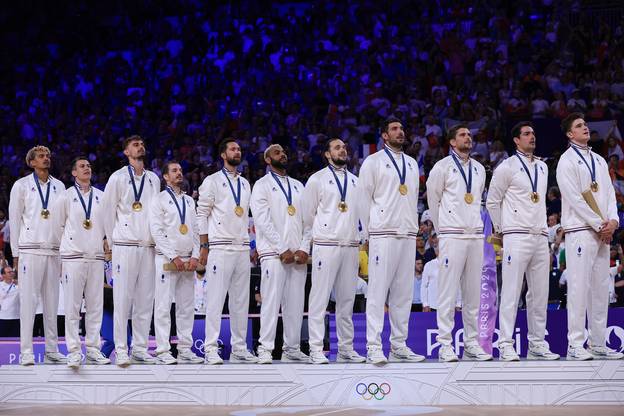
[0,360,622,407]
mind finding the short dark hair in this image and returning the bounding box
[561,112,584,134]
[122,135,144,150]
[447,123,469,142]
[323,138,343,154]
[218,137,238,155]
[162,160,181,177]
[381,116,403,134]
[70,156,90,170]
[511,121,533,141]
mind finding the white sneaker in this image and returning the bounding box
[463,345,493,361]
[439,345,459,362]
[44,351,67,364]
[309,350,329,364]
[177,349,204,364]
[567,346,593,361]
[389,346,425,362]
[588,345,624,360]
[67,352,82,369]
[131,350,157,364]
[20,353,35,366]
[86,349,111,365]
[204,349,224,365]
[257,348,273,364]
[116,350,131,367]
[366,348,388,365]
[499,344,520,361]
[230,349,259,363]
[336,349,366,363]
[528,342,560,361]
[157,352,177,365]
[281,348,310,362]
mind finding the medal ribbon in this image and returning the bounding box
[127,165,146,204]
[450,150,472,194]
[222,169,242,207]
[515,153,538,195]
[328,165,348,203]
[383,147,406,186]
[33,172,51,210]
[270,171,293,206]
[165,186,186,225]
[74,184,93,221]
[570,143,596,184]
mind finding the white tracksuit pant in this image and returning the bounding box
[204,250,251,353]
[154,255,195,354]
[436,237,483,347]
[308,245,358,353]
[499,234,549,347]
[565,230,610,348]
[258,258,307,352]
[112,245,155,354]
[18,253,61,355]
[62,260,104,354]
[366,237,416,351]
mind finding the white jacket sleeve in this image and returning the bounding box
[556,157,603,232]
[50,191,69,245]
[301,176,320,235]
[420,267,430,308]
[426,162,446,233]
[357,158,375,239]
[190,199,200,259]
[101,175,120,243]
[149,197,176,261]
[250,182,288,255]
[602,162,620,224]
[197,177,215,236]
[486,163,511,234]
[8,181,24,257]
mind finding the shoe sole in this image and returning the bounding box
[116,361,131,368]
[500,355,520,362]
[462,354,493,361]
[20,362,35,366]
[566,355,593,361]
[588,354,623,360]
[130,359,157,365]
[86,359,111,365]
[336,357,366,363]
[178,359,204,364]
[67,363,81,369]
[257,359,273,364]
[389,353,425,363]
[439,357,459,362]
[229,357,259,364]
[281,357,310,363]
[527,353,559,361]
[43,360,67,365]
[366,359,388,366]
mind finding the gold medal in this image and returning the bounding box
[40,209,50,219]
[338,201,348,212]
[132,201,142,211]
[179,224,189,235]
[530,192,539,203]
[399,184,408,195]
[464,193,474,204]
[591,181,599,192]
[83,219,92,230]
[234,206,244,217]
[287,205,296,216]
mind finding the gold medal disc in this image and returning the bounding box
[132,201,142,211]
[41,209,50,219]
[591,181,599,192]
[179,224,189,235]
[287,205,296,216]
[464,193,474,204]
[399,184,408,195]
[530,192,539,203]
[83,219,92,230]
[234,206,244,217]
[338,201,348,212]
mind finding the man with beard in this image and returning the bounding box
[556,113,623,360]
[52,157,111,368]
[358,116,424,365]
[150,161,204,365]
[301,138,366,364]
[486,122,560,361]
[250,144,311,364]
[102,135,160,366]
[426,124,491,362]
[9,146,67,365]
[197,138,258,364]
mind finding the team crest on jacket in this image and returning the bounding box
[506,255,512,264]
[577,246,582,256]
[444,258,449,268]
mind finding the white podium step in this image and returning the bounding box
[0,360,623,406]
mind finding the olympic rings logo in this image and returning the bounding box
[355,382,391,400]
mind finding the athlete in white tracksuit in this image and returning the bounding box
[556,114,623,360]
[486,122,559,361]
[149,162,203,364]
[250,144,312,364]
[358,117,423,364]
[301,138,366,364]
[9,146,66,365]
[102,136,160,365]
[197,139,257,364]
[426,125,490,362]
[53,157,110,367]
